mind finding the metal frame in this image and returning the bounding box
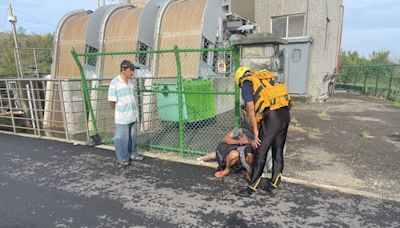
[0,78,88,142]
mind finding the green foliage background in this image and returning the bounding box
[0,28,53,77]
[340,50,396,66]
[340,50,400,79]
[0,27,398,79]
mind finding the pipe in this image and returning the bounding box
[305,0,310,35]
[336,4,344,75]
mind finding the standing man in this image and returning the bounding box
[108,60,144,166]
[234,67,291,197]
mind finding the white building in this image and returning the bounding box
[254,0,344,101]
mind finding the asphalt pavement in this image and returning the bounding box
[1,131,399,227]
[285,91,400,201]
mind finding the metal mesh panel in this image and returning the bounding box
[183,93,236,153]
[137,42,151,67]
[72,46,239,155]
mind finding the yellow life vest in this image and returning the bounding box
[242,70,291,122]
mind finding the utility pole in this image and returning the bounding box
[98,0,106,7]
[8,4,23,78]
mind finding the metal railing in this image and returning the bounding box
[0,78,88,142]
[337,65,400,101]
[1,46,242,156]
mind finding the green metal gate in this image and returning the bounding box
[71,46,241,156]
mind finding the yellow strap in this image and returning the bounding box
[248,177,262,191]
[271,173,282,188]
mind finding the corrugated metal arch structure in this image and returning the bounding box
[98,0,171,78]
[155,0,222,78]
[138,0,170,50]
[84,5,130,79]
[52,10,92,79]
[47,0,244,138]
[44,10,92,137]
[98,5,143,78]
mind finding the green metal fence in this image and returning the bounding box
[71,46,241,156]
[338,65,400,101]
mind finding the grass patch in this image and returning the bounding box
[289,117,307,132]
[291,118,298,126]
[317,112,331,120]
[361,130,374,139]
[389,100,400,107]
[308,128,321,139]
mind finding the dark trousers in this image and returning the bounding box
[248,106,290,190]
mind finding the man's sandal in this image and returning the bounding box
[215,171,229,178]
[131,156,144,161]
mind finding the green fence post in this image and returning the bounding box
[232,45,241,128]
[363,74,367,94]
[375,75,379,96]
[343,69,347,86]
[173,45,184,156]
[353,74,357,87]
[387,75,393,100]
[71,49,99,138]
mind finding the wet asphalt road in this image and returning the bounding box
[0,133,399,227]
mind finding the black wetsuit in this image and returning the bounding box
[242,81,290,189]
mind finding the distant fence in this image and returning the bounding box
[15,48,53,77]
[337,65,400,101]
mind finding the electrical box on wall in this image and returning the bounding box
[231,33,287,74]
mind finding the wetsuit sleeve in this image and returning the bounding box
[241,81,253,105]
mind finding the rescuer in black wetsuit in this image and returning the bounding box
[234,67,291,197]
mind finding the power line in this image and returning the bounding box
[12,7,57,28]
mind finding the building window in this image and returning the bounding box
[272,14,305,38]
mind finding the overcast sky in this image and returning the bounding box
[0,0,399,59]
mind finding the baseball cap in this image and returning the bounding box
[120,60,139,70]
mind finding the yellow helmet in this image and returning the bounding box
[234,66,250,87]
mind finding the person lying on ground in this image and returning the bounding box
[197,128,255,179]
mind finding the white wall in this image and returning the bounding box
[255,0,343,101]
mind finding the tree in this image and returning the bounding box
[0,29,53,77]
[0,33,18,77]
[340,50,369,66]
[340,50,396,78]
[369,50,392,65]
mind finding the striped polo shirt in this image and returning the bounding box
[108,75,138,124]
